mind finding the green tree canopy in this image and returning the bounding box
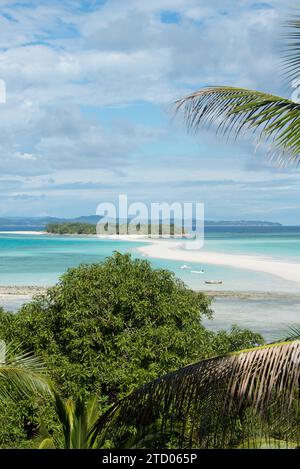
[0,253,262,403]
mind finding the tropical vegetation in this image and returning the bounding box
[0,253,262,448]
[0,341,49,402]
[38,393,99,449]
[46,222,185,236]
[46,222,97,235]
[2,11,300,451]
[95,338,300,448]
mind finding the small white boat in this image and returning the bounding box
[180,264,191,269]
[191,270,204,274]
[205,280,223,285]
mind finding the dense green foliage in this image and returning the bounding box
[0,253,263,448]
[46,222,185,236]
[46,222,97,235]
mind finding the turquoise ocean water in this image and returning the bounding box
[0,226,299,341]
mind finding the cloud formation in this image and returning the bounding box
[0,0,299,221]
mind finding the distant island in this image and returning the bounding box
[0,216,283,231]
[46,222,185,236]
[204,220,282,227]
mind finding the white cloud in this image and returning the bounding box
[14,152,37,161]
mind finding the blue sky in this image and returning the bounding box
[0,0,299,223]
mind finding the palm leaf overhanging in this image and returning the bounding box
[0,341,50,401]
[94,341,300,448]
[282,14,300,82]
[176,16,300,166]
[284,325,300,341]
[176,87,300,166]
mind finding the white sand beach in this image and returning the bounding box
[96,234,152,241]
[0,231,45,235]
[137,239,300,286]
[0,286,48,311]
[0,286,47,295]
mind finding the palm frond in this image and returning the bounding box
[52,392,72,448]
[282,14,300,83]
[176,87,300,166]
[283,325,300,342]
[94,341,300,448]
[48,391,99,449]
[71,395,99,449]
[0,342,50,401]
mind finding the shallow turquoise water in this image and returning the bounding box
[0,228,299,340]
[0,229,299,292]
[203,233,300,262]
[0,235,143,285]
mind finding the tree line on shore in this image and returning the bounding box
[46,222,185,236]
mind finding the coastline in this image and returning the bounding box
[137,240,300,286]
[0,230,46,235]
[1,233,300,298]
[0,231,154,241]
[0,285,299,301]
[0,286,48,295]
